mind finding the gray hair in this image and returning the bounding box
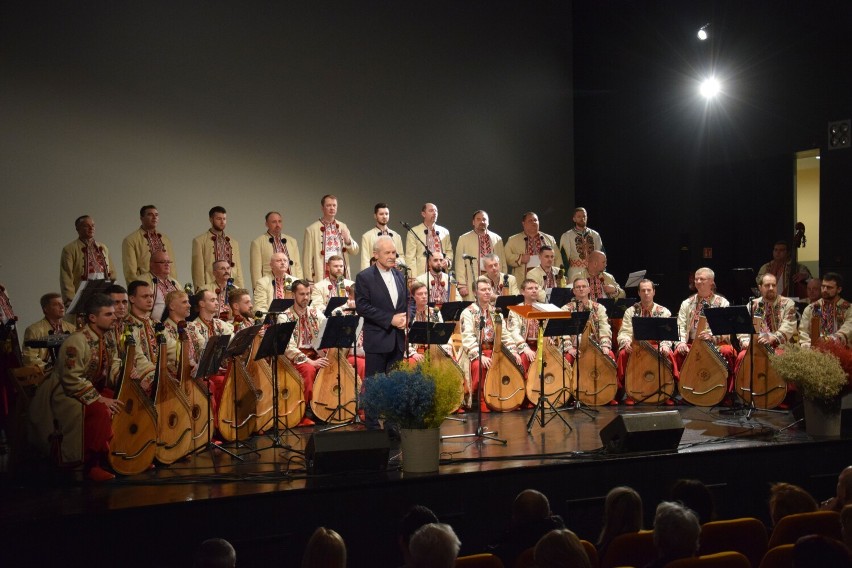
[695,267,715,280]
[481,253,500,264]
[653,501,700,559]
[409,523,461,568]
[373,235,395,253]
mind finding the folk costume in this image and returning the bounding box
[249,231,302,290]
[504,231,558,284]
[191,229,244,290]
[799,297,852,348]
[59,238,116,304]
[303,219,359,282]
[559,227,603,281]
[404,223,453,278]
[122,227,177,284]
[454,230,507,300]
[360,227,405,272]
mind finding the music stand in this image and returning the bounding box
[598,298,638,319]
[548,288,574,308]
[630,317,679,405]
[67,279,113,315]
[252,321,298,449]
[495,295,523,318]
[312,315,360,431]
[323,297,348,317]
[194,334,246,459]
[703,306,753,412]
[559,310,594,418]
[509,306,576,433]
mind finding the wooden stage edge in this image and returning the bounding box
[2,405,850,568]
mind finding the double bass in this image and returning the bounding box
[679,316,729,407]
[734,316,786,409]
[245,331,306,431]
[109,331,158,475]
[571,319,618,406]
[482,313,526,411]
[624,340,675,404]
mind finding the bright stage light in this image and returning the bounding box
[697,23,710,41]
[700,77,720,98]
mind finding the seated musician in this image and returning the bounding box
[736,274,797,362]
[415,251,451,305]
[506,279,545,409]
[674,267,737,388]
[806,278,822,305]
[616,279,677,405]
[560,277,617,404]
[227,288,255,330]
[328,283,365,379]
[188,289,235,424]
[311,255,355,313]
[281,279,328,426]
[22,292,75,372]
[197,259,234,320]
[28,294,127,481]
[482,254,519,300]
[162,290,196,377]
[574,250,625,301]
[460,277,523,413]
[525,246,562,302]
[756,240,811,298]
[126,281,159,377]
[799,272,852,348]
[406,281,448,364]
[253,252,294,314]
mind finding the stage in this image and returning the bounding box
[1,404,849,567]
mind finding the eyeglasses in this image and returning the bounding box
[154,261,172,264]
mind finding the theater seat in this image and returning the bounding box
[766,510,842,549]
[699,517,768,567]
[757,544,794,568]
[601,530,656,568]
[665,551,750,568]
[581,539,600,568]
[456,552,505,568]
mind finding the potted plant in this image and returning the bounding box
[362,358,463,472]
[770,344,849,436]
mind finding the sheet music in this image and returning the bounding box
[526,254,541,269]
[67,280,89,314]
[625,270,647,288]
[531,302,563,312]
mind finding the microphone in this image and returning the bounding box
[462,254,477,261]
[226,277,234,289]
[396,261,410,272]
[400,221,412,230]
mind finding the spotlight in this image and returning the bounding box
[827,119,850,150]
[700,77,720,99]
[697,23,710,41]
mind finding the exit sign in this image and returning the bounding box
[703,247,713,259]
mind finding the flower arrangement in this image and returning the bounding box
[813,340,852,392]
[771,345,848,411]
[362,358,463,429]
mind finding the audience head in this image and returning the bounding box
[597,486,643,549]
[769,482,818,526]
[193,538,236,568]
[670,478,715,524]
[534,529,592,568]
[398,505,439,563]
[408,523,461,568]
[652,501,700,562]
[792,534,852,568]
[512,489,552,526]
[301,527,346,568]
[837,466,852,508]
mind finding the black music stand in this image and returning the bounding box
[560,311,594,418]
[599,298,638,319]
[313,315,361,431]
[323,297,348,317]
[439,301,472,323]
[67,279,113,315]
[262,299,293,324]
[495,295,523,318]
[194,334,246,459]
[703,306,753,412]
[631,317,679,405]
[548,288,574,308]
[525,312,576,433]
[252,321,298,449]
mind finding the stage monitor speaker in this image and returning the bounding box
[305,429,390,474]
[600,411,684,454]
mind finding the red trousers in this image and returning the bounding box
[347,354,365,380]
[83,387,114,467]
[469,349,494,398]
[293,362,316,403]
[206,370,229,427]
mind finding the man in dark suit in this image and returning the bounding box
[355,236,408,428]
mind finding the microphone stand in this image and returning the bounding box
[442,306,506,445]
[400,221,436,362]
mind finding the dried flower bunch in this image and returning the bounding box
[771,345,848,410]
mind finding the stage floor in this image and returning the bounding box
[1,404,849,567]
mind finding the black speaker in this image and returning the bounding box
[305,429,390,474]
[600,411,684,454]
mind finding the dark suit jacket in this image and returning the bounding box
[355,265,407,354]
